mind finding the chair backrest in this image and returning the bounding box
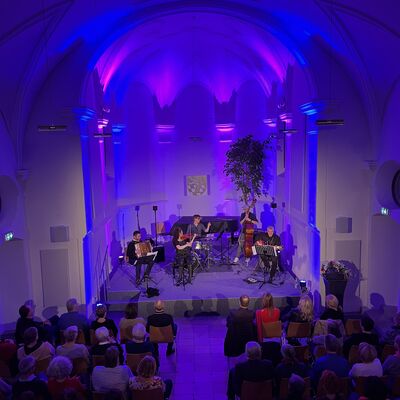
[348,345,360,365]
[0,360,11,378]
[149,325,174,344]
[381,344,395,362]
[241,380,273,400]
[345,319,362,336]
[293,345,309,363]
[131,387,164,400]
[35,356,52,374]
[279,377,310,400]
[287,322,312,338]
[92,355,106,367]
[126,352,152,374]
[71,357,88,376]
[120,326,133,344]
[262,321,282,338]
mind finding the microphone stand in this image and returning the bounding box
[135,206,141,230]
[153,206,158,246]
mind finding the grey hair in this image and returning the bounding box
[95,326,109,342]
[281,343,297,361]
[47,356,72,380]
[63,325,78,342]
[66,298,78,312]
[246,341,262,360]
[131,323,146,342]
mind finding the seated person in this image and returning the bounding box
[12,356,50,399]
[125,323,156,359]
[47,356,86,398]
[92,346,133,400]
[0,338,18,376]
[275,344,309,388]
[119,303,146,343]
[186,214,211,237]
[316,370,345,400]
[359,376,389,400]
[343,314,379,358]
[15,305,47,345]
[227,341,274,400]
[255,293,280,342]
[284,294,314,323]
[56,325,89,362]
[312,319,345,348]
[130,355,173,399]
[320,295,344,321]
[17,327,55,362]
[286,373,306,400]
[58,298,90,343]
[147,300,177,356]
[90,303,118,339]
[383,334,400,378]
[349,342,383,379]
[90,327,124,365]
[381,312,400,345]
[224,295,256,357]
[311,334,350,389]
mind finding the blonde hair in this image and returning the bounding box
[262,293,274,310]
[359,342,377,363]
[298,295,314,322]
[137,356,157,378]
[326,294,339,310]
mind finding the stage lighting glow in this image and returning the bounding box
[4,231,14,241]
[380,207,389,216]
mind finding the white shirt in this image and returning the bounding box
[349,358,383,377]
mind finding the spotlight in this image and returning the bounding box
[299,280,308,293]
[271,201,277,209]
[118,255,124,265]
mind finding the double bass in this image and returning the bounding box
[243,199,257,258]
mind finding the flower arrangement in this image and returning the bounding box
[320,260,351,280]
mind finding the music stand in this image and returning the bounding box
[257,245,277,289]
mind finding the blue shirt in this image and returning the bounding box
[311,354,350,388]
[58,311,89,333]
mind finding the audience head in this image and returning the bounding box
[63,325,78,343]
[298,294,314,322]
[363,376,388,400]
[288,373,305,398]
[95,303,107,319]
[281,344,297,363]
[318,370,340,396]
[104,346,119,368]
[327,319,342,338]
[66,298,79,313]
[124,303,138,319]
[154,300,165,313]
[131,323,147,343]
[261,293,274,309]
[394,334,400,353]
[245,341,262,360]
[47,356,72,380]
[18,356,36,377]
[95,326,110,343]
[359,342,377,363]
[23,327,38,346]
[24,299,36,312]
[325,294,339,311]
[137,355,157,378]
[325,334,340,354]
[239,295,250,308]
[19,305,30,319]
[361,314,375,332]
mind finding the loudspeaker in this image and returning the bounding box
[336,217,352,233]
[153,246,165,263]
[50,225,70,242]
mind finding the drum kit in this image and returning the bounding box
[191,236,216,272]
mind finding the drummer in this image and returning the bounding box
[186,214,211,237]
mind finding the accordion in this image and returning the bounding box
[135,241,153,258]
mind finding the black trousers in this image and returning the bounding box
[260,255,279,280]
[134,260,154,281]
[175,253,193,282]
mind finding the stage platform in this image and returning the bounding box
[107,245,301,317]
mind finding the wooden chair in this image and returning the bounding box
[313,345,327,359]
[353,376,388,396]
[345,319,362,336]
[262,321,282,339]
[279,377,310,400]
[287,322,312,339]
[294,345,310,363]
[348,344,360,364]
[71,357,89,376]
[92,355,106,367]
[126,352,152,374]
[120,326,133,344]
[131,388,163,400]
[149,325,175,346]
[316,376,349,399]
[381,344,395,362]
[0,360,11,378]
[241,380,273,400]
[35,356,52,374]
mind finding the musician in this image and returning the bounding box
[233,205,258,263]
[186,214,211,237]
[172,228,196,285]
[126,231,154,286]
[255,226,282,283]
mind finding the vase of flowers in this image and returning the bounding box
[321,260,351,308]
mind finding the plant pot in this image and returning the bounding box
[323,277,347,308]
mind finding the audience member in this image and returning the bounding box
[255,293,280,342]
[130,355,173,399]
[343,314,379,358]
[286,373,306,400]
[359,376,389,400]
[125,323,156,359]
[0,338,18,375]
[12,356,50,399]
[284,294,314,323]
[316,369,345,400]
[224,294,256,357]
[320,295,344,321]
[46,356,86,398]
[382,334,400,377]
[58,299,89,342]
[90,303,118,339]
[275,344,309,388]
[15,305,46,345]
[147,300,177,356]
[313,319,345,347]
[92,346,133,400]
[119,303,145,343]
[227,341,274,400]
[56,325,89,362]
[17,327,55,361]
[349,342,383,379]
[90,327,124,365]
[381,312,400,345]
[311,334,350,388]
